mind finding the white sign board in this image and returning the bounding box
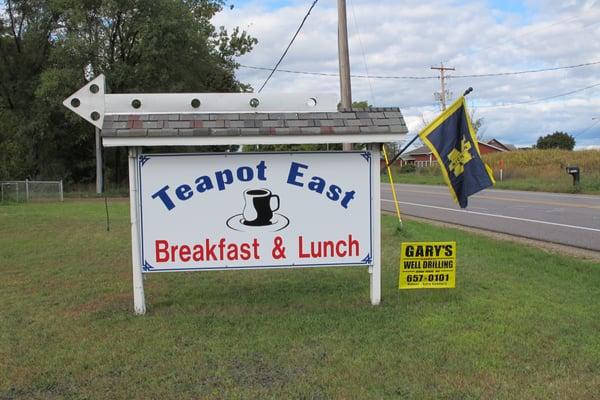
[137,151,374,272]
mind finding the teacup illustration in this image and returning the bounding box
[242,188,280,226]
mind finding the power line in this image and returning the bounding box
[479,82,600,109]
[241,60,600,81]
[242,64,439,80]
[573,119,600,138]
[451,60,600,78]
[257,0,319,93]
[349,0,375,102]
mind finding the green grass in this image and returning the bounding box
[1,201,599,399]
[383,149,600,194]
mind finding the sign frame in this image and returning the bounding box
[136,151,375,272]
[127,146,382,314]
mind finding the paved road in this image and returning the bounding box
[381,183,600,252]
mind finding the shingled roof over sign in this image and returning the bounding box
[101,107,408,147]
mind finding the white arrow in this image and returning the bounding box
[63,74,338,129]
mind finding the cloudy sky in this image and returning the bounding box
[214,0,600,148]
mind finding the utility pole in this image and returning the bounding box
[431,62,455,111]
[338,0,353,151]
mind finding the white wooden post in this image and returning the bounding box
[59,180,64,202]
[368,143,382,305]
[25,179,29,201]
[128,147,146,315]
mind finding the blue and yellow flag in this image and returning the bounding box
[419,97,495,208]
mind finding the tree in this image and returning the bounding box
[0,0,257,184]
[469,109,485,140]
[536,131,575,150]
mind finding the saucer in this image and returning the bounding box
[226,213,290,232]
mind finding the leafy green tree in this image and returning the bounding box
[536,131,575,150]
[0,0,257,184]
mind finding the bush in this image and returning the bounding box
[399,164,416,173]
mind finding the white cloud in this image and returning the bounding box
[215,0,600,147]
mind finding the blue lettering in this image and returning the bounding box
[341,190,355,208]
[195,176,213,192]
[237,166,253,182]
[215,169,233,191]
[152,185,176,211]
[326,184,342,201]
[257,161,267,181]
[308,176,326,194]
[287,162,308,187]
[176,184,193,201]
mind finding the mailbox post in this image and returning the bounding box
[566,166,580,186]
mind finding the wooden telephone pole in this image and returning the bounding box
[431,62,455,111]
[338,0,353,151]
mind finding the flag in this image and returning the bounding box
[418,96,495,208]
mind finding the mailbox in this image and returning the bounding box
[566,165,580,185]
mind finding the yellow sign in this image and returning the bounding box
[399,241,456,289]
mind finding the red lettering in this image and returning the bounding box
[252,238,260,260]
[348,234,359,256]
[323,240,334,256]
[205,239,217,260]
[240,243,251,260]
[298,236,309,258]
[156,240,169,262]
[179,245,191,262]
[336,240,347,257]
[170,244,179,261]
[192,244,203,261]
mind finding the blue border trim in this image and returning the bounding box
[139,155,151,167]
[137,151,374,273]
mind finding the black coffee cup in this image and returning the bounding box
[242,188,280,226]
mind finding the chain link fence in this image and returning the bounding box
[0,180,64,203]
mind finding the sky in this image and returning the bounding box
[214,0,600,149]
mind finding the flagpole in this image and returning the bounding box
[383,87,474,170]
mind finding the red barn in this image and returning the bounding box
[398,138,514,167]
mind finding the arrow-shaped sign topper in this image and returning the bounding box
[63,74,338,130]
[63,75,106,129]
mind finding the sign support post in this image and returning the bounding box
[369,143,381,305]
[128,147,146,314]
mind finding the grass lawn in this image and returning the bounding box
[383,149,600,194]
[1,201,599,399]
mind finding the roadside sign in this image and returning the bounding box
[138,151,374,272]
[399,241,456,289]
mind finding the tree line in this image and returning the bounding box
[0,0,257,186]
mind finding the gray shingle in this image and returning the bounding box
[261,120,284,128]
[210,113,240,120]
[148,128,178,137]
[316,119,344,127]
[269,113,298,120]
[239,113,268,120]
[179,128,211,136]
[286,120,313,127]
[102,106,407,139]
[344,119,372,127]
[328,112,356,119]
